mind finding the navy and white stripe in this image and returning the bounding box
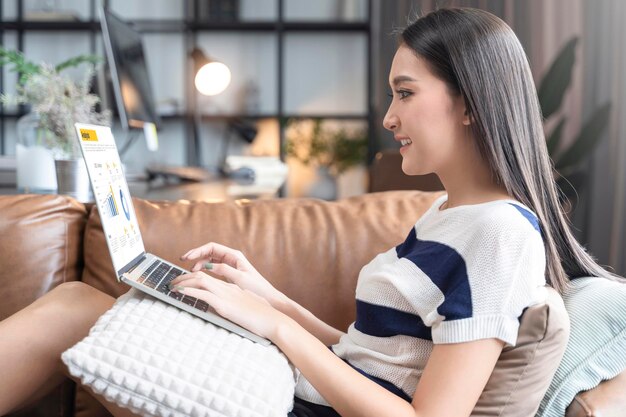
[355,299,433,340]
[396,228,473,322]
[295,195,547,406]
[509,203,541,233]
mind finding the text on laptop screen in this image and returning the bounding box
[75,124,145,274]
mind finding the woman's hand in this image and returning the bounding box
[178,242,287,308]
[169,271,287,339]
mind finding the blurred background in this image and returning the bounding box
[0,0,624,275]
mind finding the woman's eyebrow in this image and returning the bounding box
[391,75,418,86]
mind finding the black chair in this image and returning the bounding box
[369,150,444,193]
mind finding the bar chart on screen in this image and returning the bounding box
[103,185,120,218]
[91,163,140,250]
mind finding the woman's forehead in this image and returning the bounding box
[389,46,430,82]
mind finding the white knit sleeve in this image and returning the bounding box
[431,213,546,347]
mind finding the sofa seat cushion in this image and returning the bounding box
[62,289,296,417]
[538,277,626,417]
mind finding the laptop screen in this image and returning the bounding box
[74,123,146,275]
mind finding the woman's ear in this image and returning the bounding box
[462,109,473,126]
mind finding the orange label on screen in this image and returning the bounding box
[80,129,98,141]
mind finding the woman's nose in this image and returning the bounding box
[383,109,398,131]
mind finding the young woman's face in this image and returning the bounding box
[383,45,469,176]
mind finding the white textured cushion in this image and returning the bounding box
[62,289,296,417]
[537,277,626,417]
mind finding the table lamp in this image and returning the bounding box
[191,48,231,96]
[190,48,257,175]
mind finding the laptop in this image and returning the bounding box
[74,123,270,346]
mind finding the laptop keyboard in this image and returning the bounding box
[136,260,210,313]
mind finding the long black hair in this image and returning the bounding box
[401,8,619,292]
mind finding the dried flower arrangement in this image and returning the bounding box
[0,48,111,159]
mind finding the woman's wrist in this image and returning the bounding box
[269,312,301,346]
[269,290,294,314]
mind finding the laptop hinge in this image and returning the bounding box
[117,252,147,277]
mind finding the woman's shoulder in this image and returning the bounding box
[415,197,543,252]
[473,200,541,235]
[463,200,545,261]
[431,195,539,231]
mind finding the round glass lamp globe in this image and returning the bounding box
[194,62,231,96]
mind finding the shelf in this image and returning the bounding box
[281,113,369,120]
[128,19,188,33]
[160,113,277,121]
[0,111,24,119]
[189,21,369,32]
[161,113,369,121]
[0,0,374,166]
[281,22,369,32]
[0,20,98,31]
[0,19,181,33]
[188,21,278,32]
[0,20,369,33]
[0,112,368,122]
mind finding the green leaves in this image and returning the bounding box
[539,36,612,200]
[0,48,111,159]
[555,102,611,173]
[0,46,102,84]
[0,48,42,83]
[546,116,567,156]
[55,54,102,73]
[538,38,578,120]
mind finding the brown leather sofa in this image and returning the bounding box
[1,191,624,417]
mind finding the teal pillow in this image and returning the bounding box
[537,277,626,417]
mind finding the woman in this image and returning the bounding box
[0,8,617,417]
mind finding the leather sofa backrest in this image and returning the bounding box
[81,191,443,330]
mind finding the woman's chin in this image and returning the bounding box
[401,163,429,176]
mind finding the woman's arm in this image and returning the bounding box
[274,317,504,417]
[273,293,345,346]
[410,338,504,416]
[171,270,504,417]
[175,242,344,346]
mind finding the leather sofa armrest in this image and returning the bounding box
[0,194,87,320]
[565,370,626,417]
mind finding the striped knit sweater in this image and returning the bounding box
[295,194,547,406]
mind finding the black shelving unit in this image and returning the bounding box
[0,0,373,168]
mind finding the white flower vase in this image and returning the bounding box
[16,111,92,201]
[16,112,57,192]
[55,158,93,202]
[307,166,337,201]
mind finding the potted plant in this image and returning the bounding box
[284,118,368,200]
[538,37,612,210]
[0,48,111,198]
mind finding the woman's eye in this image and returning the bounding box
[388,90,412,100]
[397,90,412,99]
